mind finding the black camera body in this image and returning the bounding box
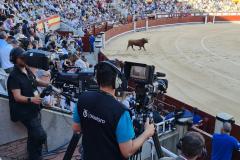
[24,49,51,71]
[123,61,168,159]
[51,71,99,98]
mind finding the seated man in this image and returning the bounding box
[75,55,91,70]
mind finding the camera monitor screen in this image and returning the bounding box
[124,61,155,84]
[130,66,148,81]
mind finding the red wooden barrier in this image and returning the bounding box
[105,23,134,41]
[136,19,146,29]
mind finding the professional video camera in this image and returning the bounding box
[124,61,168,109]
[51,71,99,99]
[22,49,99,104]
[123,61,169,159]
[24,49,51,70]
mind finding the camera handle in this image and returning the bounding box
[149,113,164,159]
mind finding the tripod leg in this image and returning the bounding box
[63,133,81,160]
[152,131,164,159]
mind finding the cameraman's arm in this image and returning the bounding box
[9,76,41,104]
[116,112,155,158]
[12,89,42,105]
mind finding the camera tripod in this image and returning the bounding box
[63,131,163,160]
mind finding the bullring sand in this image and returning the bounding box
[103,23,240,124]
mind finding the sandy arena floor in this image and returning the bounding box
[103,23,240,124]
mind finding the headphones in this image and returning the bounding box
[10,47,25,64]
[177,132,207,159]
[94,61,127,90]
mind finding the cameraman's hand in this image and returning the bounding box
[143,118,155,138]
[31,97,42,105]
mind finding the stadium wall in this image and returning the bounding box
[0,97,73,159]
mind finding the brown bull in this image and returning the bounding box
[127,38,148,51]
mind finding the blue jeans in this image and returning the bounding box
[90,44,94,53]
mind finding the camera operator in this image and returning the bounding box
[72,62,155,160]
[7,47,49,160]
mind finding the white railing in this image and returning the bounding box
[155,117,175,136]
[0,69,8,96]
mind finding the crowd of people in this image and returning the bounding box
[2,0,240,33]
[119,0,240,19]
[0,0,96,111]
[0,0,123,32]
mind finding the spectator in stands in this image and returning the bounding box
[19,38,32,50]
[3,14,14,31]
[89,34,95,54]
[0,31,14,73]
[22,20,30,38]
[9,39,19,48]
[211,122,240,160]
[0,21,4,31]
[61,40,69,55]
[69,40,77,53]
[76,36,84,52]
[62,54,77,72]
[75,55,91,70]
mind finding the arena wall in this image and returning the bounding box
[104,16,207,44]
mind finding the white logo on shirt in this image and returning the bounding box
[83,109,106,124]
[83,109,88,118]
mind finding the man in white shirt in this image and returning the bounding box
[0,31,14,73]
[75,56,88,69]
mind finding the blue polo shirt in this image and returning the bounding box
[211,133,240,160]
[73,105,135,143]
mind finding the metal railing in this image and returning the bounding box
[0,69,8,96]
[156,118,175,136]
